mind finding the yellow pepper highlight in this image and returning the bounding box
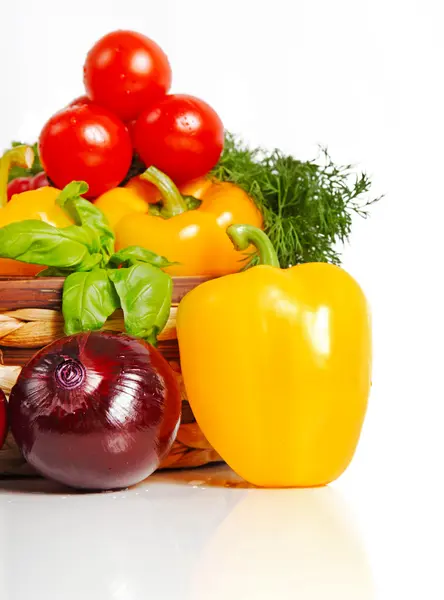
[177,224,372,487]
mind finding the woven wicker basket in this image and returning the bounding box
[0,276,221,476]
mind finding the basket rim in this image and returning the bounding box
[0,275,211,282]
[0,275,213,311]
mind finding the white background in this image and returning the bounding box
[1,1,444,598]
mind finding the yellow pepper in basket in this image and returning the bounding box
[95,167,262,277]
[176,224,372,487]
[0,146,71,276]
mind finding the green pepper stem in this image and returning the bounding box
[227,224,280,267]
[140,166,188,218]
[0,145,35,208]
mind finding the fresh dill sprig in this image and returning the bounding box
[212,132,381,268]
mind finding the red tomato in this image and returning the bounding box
[39,104,132,198]
[134,94,224,183]
[83,30,172,122]
[126,119,137,145]
[68,95,92,107]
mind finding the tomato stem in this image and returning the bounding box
[227,224,280,267]
[140,166,188,218]
[0,145,34,208]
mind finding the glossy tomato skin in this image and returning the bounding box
[67,95,92,107]
[134,94,224,183]
[39,104,132,198]
[0,389,7,450]
[83,30,172,122]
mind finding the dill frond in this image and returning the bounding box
[212,133,381,268]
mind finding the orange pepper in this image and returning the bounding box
[97,167,263,277]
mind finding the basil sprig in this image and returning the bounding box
[62,269,120,336]
[0,220,94,270]
[0,181,173,345]
[108,246,174,269]
[109,263,172,345]
[57,181,115,261]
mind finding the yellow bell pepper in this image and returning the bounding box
[94,173,226,231]
[96,167,262,277]
[93,185,149,230]
[0,145,71,276]
[176,224,372,487]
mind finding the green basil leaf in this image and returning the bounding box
[60,224,97,248]
[109,263,172,345]
[8,142,42,180]
[62,269,120,335]
[0,220,92,269]
[109,246,175,269]
[36,267,74,277]
[57,181,89,205]
[75,253,103,272]
[57,181,115,259]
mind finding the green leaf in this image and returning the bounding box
[109,263,172,345]
[0,220,93,269]
[59,224,97,248]
[210,132,382,268]
[36,267,74,277]
[62,269,120,335]
[75,253,103,271]
[109,246,174,269]
[8,142,43,180]
[57,181,115,260]
[57,181,89,204]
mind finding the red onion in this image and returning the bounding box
[9,331,181,490]
[0,389,7,449]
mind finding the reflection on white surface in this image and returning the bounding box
[187,468,374,600]
[0,466,373,600]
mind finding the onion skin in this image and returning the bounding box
[9,332,181,490]
[0,389,7,450]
